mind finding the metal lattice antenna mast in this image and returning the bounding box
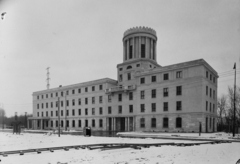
[46,67,50,89]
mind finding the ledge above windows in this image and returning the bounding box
[105,85,136,95]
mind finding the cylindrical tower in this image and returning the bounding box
[123,26,157,62]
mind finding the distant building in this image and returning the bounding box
[28,27,218,132]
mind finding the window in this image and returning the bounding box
[78,109,81,115]
[108,107,112,114]
[92,86,95,91]
[42,112,43,117]
[85,120,88,127]
[206,101,208,111]
[42,95,44,99]
[85,87,88,92]
[141,104,145,113]
[99,119,103,128]
[61,120,63,127]
[108,95,111,102]
[61,101,63,107]
[210,102,211,112]
[78,120,81,127]
[78,98,81,105]
[127,65,132,69]
[163,118,168,128]
[72,120,75,127]
[99,107,103,115]
[119,68,123,71]
[119,74,122,82]
[99,96,103,103]
[55,101,58,107]
[66,100,69,106]
[51,93,53,97]
[51,111,53,117]
[210,88,212,98]
[176,71,182,78]
[127,73,131,80]
[72,109,75,116]
[85,98,88,104]
[51,102,53,108]
[118,106,122,114]
[61,92,63,97]
[66,110,69,116]
[213,104,215,113]
[99,85,103,90]
[56,111,58,117]
[151,76,156,82]
[118,94,122,102]
[61,110,63,116]
[152,89,156,98]
[56,120,58,127]
[163,73,169,80]
[210,117,212,128]
[129,45,133,59]
[176,86,182,96]
[72,99,75,106]
[213,77,215,83]
[42,103,44,109]
[141,44,145,58]
[206,86,208,95]
[152,103,156,112]
[78,88,81,93]
[92,108,95,115]
[210,74,212,81]
[46,102,48,108]
[163,102,168,111]
[151,118,156,128]
[85,108,88,115]
[37,96,39,99]
[136,64,140,67]
[92,97,95,104]
[140,118,145,128]
[92,119,95,127]
[37,112,39,117]
[37,104,39,109]
[176,101,182,111]
[66,91,69,95]
[213,90,215,99]
[46,94,48,98]
[176,117,182,128]
[206,71,208,78]
[129,92,133,100]
[51,121,53,127]
[72,90,75,94]
[140,77,145,84]
[140,91,145,99]
[129,105,133,113]
[163,88,168,97]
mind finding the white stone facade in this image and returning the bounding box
[29,27,218,133]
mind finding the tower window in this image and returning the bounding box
[141,44,145,58]
[129,45,133,59]
[119,74,122,82]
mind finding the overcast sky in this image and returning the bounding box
[0,0,239,116]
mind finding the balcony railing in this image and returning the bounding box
[105,85,136,94]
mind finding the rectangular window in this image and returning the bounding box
[163,118,168,128]
[213,104,215,113]
[99,119,103,128]
[140,118,145,128]
[213,90,215,99]
[51,111,53,117]
[72,120,75,127]
[99,96,103,103]
[85,108,88,115]
[42,95,44,99]
[151,118,156,128]
[129,92,133,100]
[78,109,81,115]
[78,98,81,105]
[56,101,58,107]
[51,102,53,108]
[37,96,39,99]
[127,73,131,80]
[66,100,69,106]
[61,110,63,116]
[66,120,69,127]
[118,106,122,114]
[61,92,63,97]
[42,112,43,117]
[213,77,215,83]
[108,95,111,102]
[78,120,81,127]
[85,87,88,92]
[51,93,53,97]
[141,44,145,58]
[206,86,208,95]
[152,89,156,98]
[92,86,95,91]
[46,94,48,98]
[163,88,168,97]
[92,108,95,115]
[46,103,48,108]
[61,101,63,107]
[92,119,95,127]
[163,102,168,111]
[72,99,75,106]
[129,45,133,59]
[85,98,88,104]
[37,112,39,117]
[99,85,103,90]
[72,89,75,94]
[206,101,208,111]
[92,97,95,104]
[56,111,58,117]
[176,71,182,78]
[37,104,39,109]
[141,104,145,113]
[140,91,145,99]
[119,74,122,82]
[210,88,212,98]
[108,107,112,114]
[71,109,74,116]
[66,91,69,95]
[176,101,182,111]
[85,120,88,127]
[42,103,44,109]
[78,88,81,93]
[206,71,208,78]
[210,74,212,81]
[152,103,156,112]
[210,102,212,112]
[99,107,103,115]
[163,73,169,80]
[176,86,182,96]
[129,105,133,113]
[118,94,122,102]
[140,77,145,84]
[151,75,156,82]
[66,110,69,116]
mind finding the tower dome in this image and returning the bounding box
[123,27,157,62]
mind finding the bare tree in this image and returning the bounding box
[217,95,227,126]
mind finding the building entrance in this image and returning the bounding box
[116,117,125,131]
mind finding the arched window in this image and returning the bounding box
[163,117,168,128]
[140,118,145,128]
[151,118,156,128]
[126,65,132,69]
[176,117,182,128]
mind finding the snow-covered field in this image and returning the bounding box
[0,132,239,164]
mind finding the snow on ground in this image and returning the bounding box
[0,132,240,164]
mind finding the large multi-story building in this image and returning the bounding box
[28,27,218,132]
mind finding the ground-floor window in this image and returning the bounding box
[92,119,95,127]
[163,117,168,128]
[72,120,75,127]
[99,119,103,127]
[66,120,69,127]
[56,120,58,127]
[151,118,156,128]
[140,118,145,128]
[210,117,212,129]
[85,120,88,127]
[176,117,182,128]
[51,121,53,127]
[78,120,81,127]
[61,120,64,127]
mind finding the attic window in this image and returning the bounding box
[126,66,132,69]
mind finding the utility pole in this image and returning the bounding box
[58,97,60,137]
[233,63,236,137]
